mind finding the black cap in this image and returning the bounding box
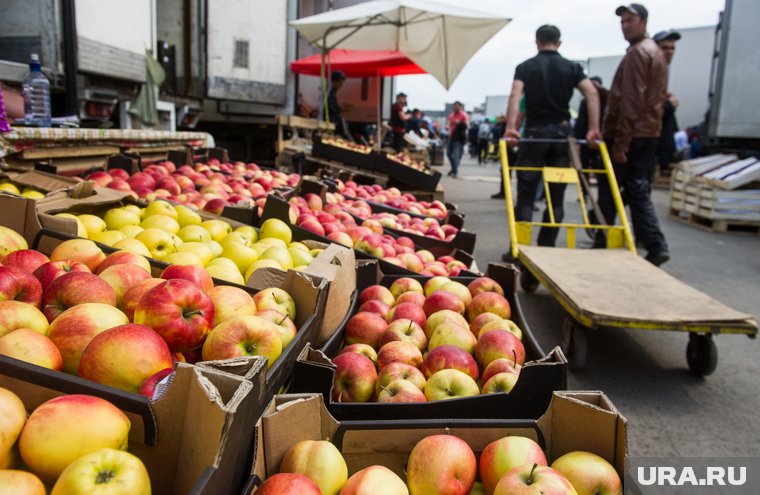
[330,70,347,81]
[615,3,648,19]
[653,30,681,42]
[397,92,407,98]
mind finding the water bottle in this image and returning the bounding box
[22,54,52,127]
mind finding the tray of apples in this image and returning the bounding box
[375,151,442,191]
[250,391,626,495]
[381,150,434,175]
[291,264,567,421]
[312,135,379,171]
[0,222,322,403]
[264,194,477,277]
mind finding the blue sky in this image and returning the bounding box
[396,0,724,111]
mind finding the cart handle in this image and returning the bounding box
[501,137,596,145]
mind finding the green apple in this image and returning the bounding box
[177,242,214,265]
[174,204,202,227]
[253,287,296,320]
[259,246,293,270]
[103,208,141,231]
[135,228,178,260]
[221,242,259,273]
[221,231,256,248]
[245,260,283,282]
[140,214,180,234]
[123,204,143,218]
[309,248,323,258]
[90,230,127,247]
[207,257,239,271]
[234,225,259,243]
[143,200,178,219]
[260,218,292,244]
[288,241,310,252]
[112,238,152,257]
[424,369,480,401]
[201,219,232,242]
[118,224,144,239]
[178,225,212,243]
[255,237,288,249]
[163,251,204,267]
[77,214,107,238]
[50,448,151,495]
[205,264,245,285]
[289,247,314,268]
[203,240,223,258]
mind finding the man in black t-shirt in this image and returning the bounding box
[324,70,350,139]
[389,93,410,152]
[504,25,601,249]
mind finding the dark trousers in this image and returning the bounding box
[447,139,465,175]
[596,138,668,252]
[392,131,405,152]
[515,123,571,247]
[478,138,489,163]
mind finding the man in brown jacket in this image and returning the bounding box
[596,3,670,266]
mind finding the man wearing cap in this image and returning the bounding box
[596,4,670,266]
[654,29,682,178]
[390,93,410,152]
[325,70,351,139]
[503,24,602,249]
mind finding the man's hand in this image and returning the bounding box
[612,148,627,164]
[667,93,679,108]
[586,129,602,149]
[504,128,520,147]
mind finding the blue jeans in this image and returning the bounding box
[447,140,464,175]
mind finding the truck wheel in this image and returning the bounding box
[561,317,587,370]
[686,333,717,377]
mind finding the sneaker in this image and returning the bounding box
[491,192,505,199]
[645,249,670,267]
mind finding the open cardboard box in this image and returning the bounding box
[0,355,269,495]
[291,262,567,420]
[0,168,93,197]
[247,391,628,493]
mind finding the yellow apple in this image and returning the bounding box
[207,257,239,270]
[256,237,288,249]
[289,242,310,252]
[103,208,141,231]
[0,225,28,257]
[178,224,212,243]
[207,285,256,325]
[77,214,107,238]
[51,448,151,495]
[118,224,144,238]
[174,204,202,227]
[112,238,152,257]
[49,239,106,271]
[177,242,214,265]
[205,264,245,285]
[221,231,256,248]
[0,183,20,194]
[203,240,223,258]
[123,204,143,218]
[0,469,45,495]
[141,214,180,234]
[142,200,178,219]
[245,259,282,282]
[221,242,259,273]
[279,440,348,495]
[260,246,293,270]
[289,247,314,267]
[310,248,324,258]
[234,225,259,243]
[260,218,292,244]
[0,387,26,468]
[90,230,127,247]
[135,228,178,260]
[21,188,45,199]
[202,219,232,242]
[163,251,204,267]
[55,213,87,238]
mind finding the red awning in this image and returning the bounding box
[290,49,426,78]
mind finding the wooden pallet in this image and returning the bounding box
[669,211,760,234]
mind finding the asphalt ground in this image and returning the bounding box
[438,151,760,458]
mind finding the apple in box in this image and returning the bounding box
[279,440,348,495]
[468,291,511,321]
[0,328,62,370]
[474,329,526,369]
[377,340,423,369]
[98,264,151,310]
[358,299,391,319]
[256,473,322,495]
[341,465,410,494]
[481,357,521,385]
[376,379,426,403]
[378,318,427,351]
[332,351,377,403]
[428,323,477,354]
[51,448,151,495]
[42,271,116,322]
[338,343,378,367]
[424,369,480,402]
[256,309,297,349]
[0,265,43,307]
[551,451,623,495]
[425,309,468,339]
[423,290,465,316]
[202,315,283,367]
[253,287,296,321]
[387,302,426,329]
[494,464,576,495]
[345,311,388,349]
[407,434,477,495]
[420,344,479,381]
[2,249,50,275]
[479,436,548,495]
[376,361,426,391]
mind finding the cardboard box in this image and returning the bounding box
[0,168,90,195]
[292,263,567,421]
[248,391,628,492]
[311,135,379,171]
[375,152,442,192]
[0,355,269,495]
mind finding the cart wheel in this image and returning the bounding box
[520,268,540,293]
[686,333,718,377]
[561,317,588,370]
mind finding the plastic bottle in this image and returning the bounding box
[22,54,51,127]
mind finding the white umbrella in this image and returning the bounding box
[291,0,511,90]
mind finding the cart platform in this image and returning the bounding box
[520,245,757,333]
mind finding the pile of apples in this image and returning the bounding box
[332,275,525,403]
[0,224,299,397]
[291,195,468,275]
[320,136,374,155]
[0,179,46,200]
[330,181,449,219]
[1,387,152,493]
[384,150,433,175]
[257,434,622,495]
[55,199,320,285]
[85,160,299,215]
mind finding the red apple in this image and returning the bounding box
[0,265,43,307]
[42,271,116,322]
[134,279,215,353]
[94,251,151,275]
[481,357,522,385]
[33,260,91,291]
[332,351,377,402]
[428,323,477,354]
[407,434,477,495]
[386,302,426,329]
[551,451,622,495]
[201,315,283,367]
[344,312,388,350]
[338,343,378,367]
[0,328,62,370]
[79,323,173,393]
[139,367,174,398]
[256,309,297,349]
[494,464,575,495]
[480,436,548,495]
[256,473,322,495]
[388,277,424,299]
[358,285,395,307]
[467,277,505,297]
[467,292,511,321]
[2,249,50,274]
[358,299,391,319]
[98,264,152,310]
[469,312,504,338]
[378,319,427,351]
[376,340,423,369]
[376,379,426,403]
[376,361,426,391]
[420,344,479,380]
[425,309,469,339]
[394,291,426,306]
[122,278,164,322]
[49,239,106,272]
[160,264,214,293]
[478,319,522,341]
[474,330,526,369]
[423,290,465,317]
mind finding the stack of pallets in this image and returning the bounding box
[669,154,760,233]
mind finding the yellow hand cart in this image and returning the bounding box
[499,139,757,375]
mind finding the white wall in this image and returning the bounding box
[668,26,714,129]
[75,0,155,55]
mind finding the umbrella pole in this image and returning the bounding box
[376,73,382,151]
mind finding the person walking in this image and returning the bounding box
[595,4,670,265]
[447,101,469,178]
[477,119,492,164]
[502,24,601,253]
[323,70,351,139]
[390,93,410,152]
[653,29,682,178]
